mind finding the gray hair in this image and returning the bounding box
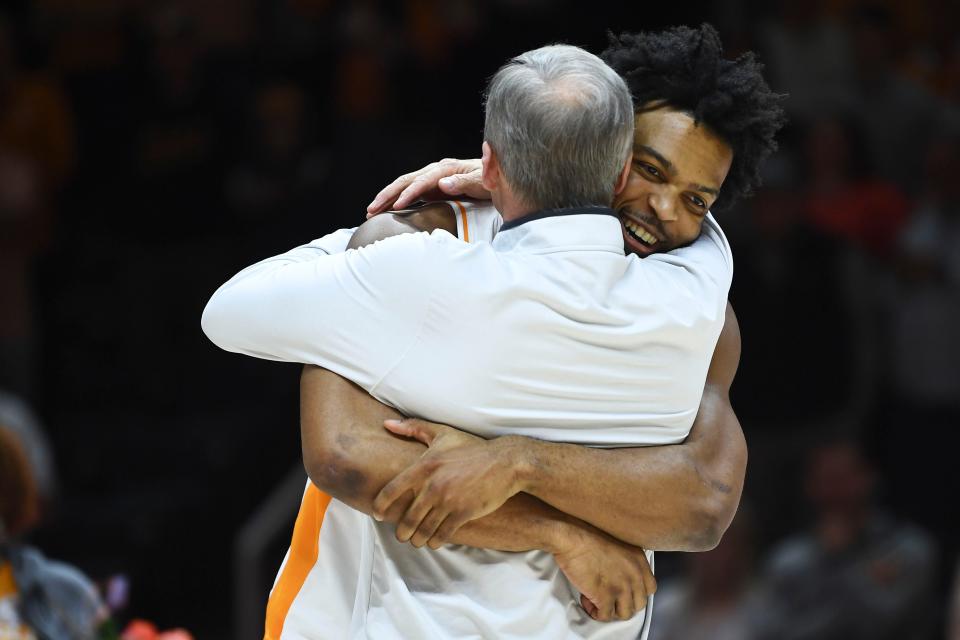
[483,44,634,211]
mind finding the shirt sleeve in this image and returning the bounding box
[643,212,734,303]
[201,228,443,391]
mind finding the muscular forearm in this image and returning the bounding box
[514,385,745,551]
[301,365,575,554]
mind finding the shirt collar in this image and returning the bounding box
[492,206,625,255]
[498,205,619,231]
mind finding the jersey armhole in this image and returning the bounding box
[450,200,471,242]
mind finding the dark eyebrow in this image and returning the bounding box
[636,145,675,174]
[692,184,721,197]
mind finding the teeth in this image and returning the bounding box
[623,219,657,245]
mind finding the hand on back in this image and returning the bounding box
[367,158,487,216]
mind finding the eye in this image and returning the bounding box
[635,161,662,179]
[689,195,708,209]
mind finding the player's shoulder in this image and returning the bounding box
[445,200,502,244]
[646,211,733,287]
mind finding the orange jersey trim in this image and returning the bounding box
[264,484,332,639]
[453,200,469,243]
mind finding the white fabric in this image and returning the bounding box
[203,206,732,639]
[450,199,503,244]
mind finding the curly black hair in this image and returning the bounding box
[602,24,787,211]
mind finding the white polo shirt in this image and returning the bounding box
[203,202,732,639]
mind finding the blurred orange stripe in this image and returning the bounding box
[264,484,332,639]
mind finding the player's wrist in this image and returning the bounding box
[496,435,537,495]
[547,515,594,557]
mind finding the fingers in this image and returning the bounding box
[380,489,414,524]
[591,582,643,622]
[637,552,658,598]
[588,578,642,622]
[366,159,457,214]
[632,581,648,620]
[643,569,657,598]
[394,491,433,543]
[366,158,483,214]
[408,509,447,548]
[372,465,425,521]
[595,593,615,622]
[580,594,599,620]
[438,168,486,199]
[383,419,437,445]
[426,512,468,549]
[581,582,616,622]
[628,553,655,619]
[614,588,635,621]
[392,162,462,209]
[367,168,428,215]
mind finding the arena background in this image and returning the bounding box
[1,0,958,637]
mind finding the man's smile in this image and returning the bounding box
[618,209,664,256]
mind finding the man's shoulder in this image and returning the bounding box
[350,222,497,273]
[647,212,734,286]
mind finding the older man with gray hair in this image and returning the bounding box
[481,44,634,212]
[203,43,732,639]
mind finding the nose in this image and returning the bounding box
[648,188,678,222]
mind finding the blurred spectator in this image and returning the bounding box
[0,13,75,188]
[755,438,938,640]
[33,0,132,76]
[758,0,857,120]
[0,148,44,397]
[886,131,960,408]
[871,130,960,563]
[0,12,75,398]
[332,2,397,123]
[729,158,863,426]
[0,423,108,639]
[0,390,57,511]
[132,4,227,235]
[256,0,334,74]
[802,117,909,257]
[223,80,329,239]
[402,0,483,70]
[650,506,763,640]
[847,3,953,195]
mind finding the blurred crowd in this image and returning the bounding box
[0,0,958,637]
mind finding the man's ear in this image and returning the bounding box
[481,141,499,192]
[614,152,633,196]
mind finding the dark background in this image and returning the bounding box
[1,0,958,637]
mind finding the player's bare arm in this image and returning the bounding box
[375,303,746,551]
[301,367,656,622]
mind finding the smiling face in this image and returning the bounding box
[613,106,734,256]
